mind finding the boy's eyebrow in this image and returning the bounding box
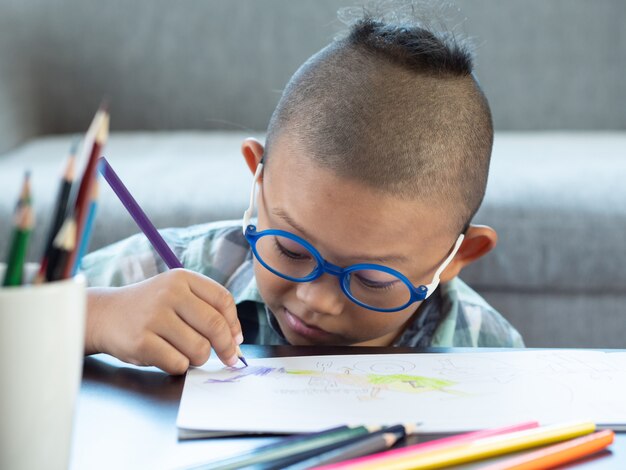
[271,208,409,264]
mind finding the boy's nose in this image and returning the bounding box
[295,274,344,316]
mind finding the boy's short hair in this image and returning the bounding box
[265,11,493,234]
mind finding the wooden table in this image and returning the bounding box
[70,346,625,469]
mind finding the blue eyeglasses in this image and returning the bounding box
[242,161,464,312]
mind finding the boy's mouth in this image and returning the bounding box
[283,307,334,341]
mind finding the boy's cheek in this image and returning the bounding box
[254,263,290,308]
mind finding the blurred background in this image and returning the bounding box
[1,0,625,347]
[1,0,624,147]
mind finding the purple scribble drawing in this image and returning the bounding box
[204,366,286,383]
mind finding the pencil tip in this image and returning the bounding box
[96,112,110,144]
[239,356,249,367]
[99,97,110,113]
[16,171,32,208]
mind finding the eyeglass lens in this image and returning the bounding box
[254,234,413,310]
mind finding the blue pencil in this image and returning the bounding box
[73,176,99,274]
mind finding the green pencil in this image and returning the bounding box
[3,196,34,286]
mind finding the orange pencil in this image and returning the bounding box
[481,430,614,470]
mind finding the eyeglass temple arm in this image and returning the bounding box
[422,234,465,297]
[242,161,264,233]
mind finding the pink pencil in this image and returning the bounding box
[315,421,539,470]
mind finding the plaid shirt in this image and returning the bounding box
[80,220,524,348]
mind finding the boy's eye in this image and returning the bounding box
[273,237,311,261]
[353,271,399,290]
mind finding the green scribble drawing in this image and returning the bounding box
[285,369,317,375]
[206,364,458,399]
[292,370,457,397]
[368,373,455,390]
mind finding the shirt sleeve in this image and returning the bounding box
[431,277,526,348]
[78,233,163,287]
[78,221,250,289]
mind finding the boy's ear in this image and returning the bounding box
[241,138,265,176]
[439,225,498,283]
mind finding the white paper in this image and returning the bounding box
[176,350,626,435]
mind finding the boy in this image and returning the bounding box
[82,15,524,375]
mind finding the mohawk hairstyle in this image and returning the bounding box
[348,17,473,75]
[265,5,494,234]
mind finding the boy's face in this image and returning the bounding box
[247,136,462,347]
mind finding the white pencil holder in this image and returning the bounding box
[0,263,86,470]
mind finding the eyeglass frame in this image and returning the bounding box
[242,159,465,313]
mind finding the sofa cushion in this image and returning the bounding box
[464,132,626,294]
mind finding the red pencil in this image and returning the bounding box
[64,110,109,278]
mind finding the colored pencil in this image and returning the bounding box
[187,425,381,470]
[64,110,109,278]
[98,156,181,269]
[264,424,413,470]
[286,433,399,470]
[72,175,99,274]
[319,421,540,470]
[15,171,32,209]
[97,156,248,367]
[73,102,108,192]
[281,426,409,470]
[2,182,34,286]
[347,421,596,470]
[39,147,77,278]
[44,217,77,282]
[480,429,614,470]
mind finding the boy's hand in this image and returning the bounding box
[85,269,244,375]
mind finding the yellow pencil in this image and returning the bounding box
[354,421,596,470]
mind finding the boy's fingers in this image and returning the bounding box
[185,271,244,343]
[157,314,214,367]
[175,292,239,367]
[136,334,190,375]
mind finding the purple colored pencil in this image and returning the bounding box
[97,157,248,367]
[97,157,183,269]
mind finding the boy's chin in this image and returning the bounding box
[271,305,388,346]
[285,334,388,347]
[281,327,345,346]
[280,326,373,347]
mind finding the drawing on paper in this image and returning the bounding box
[204,360,458,400]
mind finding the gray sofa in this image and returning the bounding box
[2,0,625,348]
